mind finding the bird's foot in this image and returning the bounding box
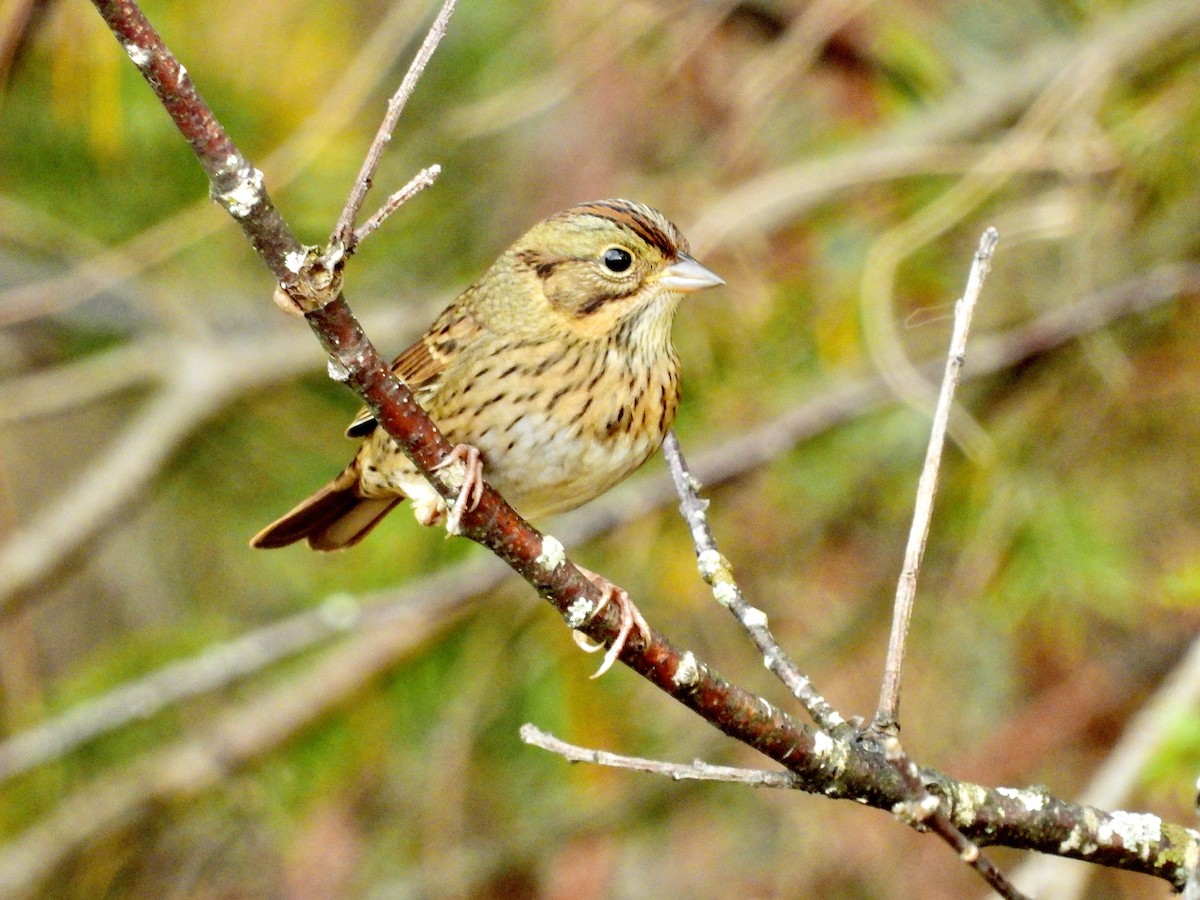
[433,443,485,535]
[571,565,651,679]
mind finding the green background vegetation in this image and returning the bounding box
[2,0,1200,896]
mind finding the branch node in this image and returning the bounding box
[274,245,346,315]
[893,794,941,829]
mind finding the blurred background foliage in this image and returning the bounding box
[1,0,1200,896]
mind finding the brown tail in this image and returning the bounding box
[250,467,401,551]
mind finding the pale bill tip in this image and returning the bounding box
[660,254,725,292]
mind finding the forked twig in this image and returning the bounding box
[332,0,457,252]
[667,336,1022,897]
[871,227,999,733]
[354,163,442,245]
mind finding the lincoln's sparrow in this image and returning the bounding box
[252,199,722,670]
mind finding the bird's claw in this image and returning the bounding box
[572,566,651,678]
[434,444,484,535]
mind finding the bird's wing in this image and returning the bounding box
[344,299,482,439]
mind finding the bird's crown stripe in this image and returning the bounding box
[572,200,679,258]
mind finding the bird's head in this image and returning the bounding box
[480,199,723,347]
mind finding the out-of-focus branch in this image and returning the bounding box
[853,0,1199,451]
[0,301,434,611]
[0,556,502,899]
[690,0,1200,254]
[0,336,317,612]
[1009,632,1200,899]
[0,591,386,781]
[0,340,166,425]
[0,358,227,612]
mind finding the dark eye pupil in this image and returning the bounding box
[603,248,632,273]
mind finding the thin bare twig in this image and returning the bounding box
[859,229,1019,898]
[872,227,999,733]
[667,419,1024,900]
[520,724,797,788]
[353,164,442,246]
[661,433,851,738]
[332,0,457,251]
[0,0,432,327]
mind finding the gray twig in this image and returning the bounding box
[354,164,442,246]
[880,733,1029,900]
[661,433,851,738]
[520,724,796,787]
[872,227,999,732]
[860,229,1020,899]
[332,0,457,252]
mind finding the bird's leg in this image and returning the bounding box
[432,443,485,535]
[570,565,651,679]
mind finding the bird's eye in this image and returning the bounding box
[602,247,633,273]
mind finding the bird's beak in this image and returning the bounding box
[660,253,725,293]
